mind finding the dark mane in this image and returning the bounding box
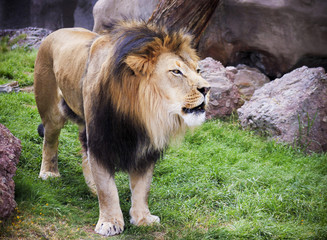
[113,26,164,77]
[88,93,161,173]
[108,20,193,80]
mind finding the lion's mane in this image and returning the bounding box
[85,20,199,173]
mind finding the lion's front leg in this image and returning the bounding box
[89,154,124,236]
[129,164,160,226]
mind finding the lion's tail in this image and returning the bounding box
[37,123,44,138]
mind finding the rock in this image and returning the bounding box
[0,81,20,93]
[0,27,52,49]
[199,57,269,119]
[0,124,21,219]
[93,0,159,32]
[199,57,242,119]
[198,0,327,78]
[234,64,270,100]
[238,66,327,153]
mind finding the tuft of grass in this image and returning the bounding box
[0,42,326,239]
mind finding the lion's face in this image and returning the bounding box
[153,52,210,127]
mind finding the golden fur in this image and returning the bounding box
[34,20,210,236]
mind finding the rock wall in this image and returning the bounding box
[0,0,97,30]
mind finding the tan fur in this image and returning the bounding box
[34,21,209,236]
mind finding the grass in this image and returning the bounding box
[0,38,326,239]
[0,36,36,87]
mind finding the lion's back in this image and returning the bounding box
[37,28,97,68]
[34,28,99,119]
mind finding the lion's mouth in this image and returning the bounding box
[182,102,205,114]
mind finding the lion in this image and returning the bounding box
[34,20,210,236]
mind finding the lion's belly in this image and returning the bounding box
[59,88,84,120]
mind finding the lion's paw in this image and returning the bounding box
[39,171,60,180]
[130,214,160,226]
[95,220,124,236]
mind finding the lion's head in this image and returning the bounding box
[98,20,210,150]
[148,51,210,126]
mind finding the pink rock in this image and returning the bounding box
[199,57,269,119]
[0,124,21,219]
[238,66,327,153]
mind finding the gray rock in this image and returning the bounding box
[93,0,159,32]
[0,81,20,93]
[0,124,21,219]
[0,27,52,49]
[238,66,327,152]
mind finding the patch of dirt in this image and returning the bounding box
[21,86,34,93]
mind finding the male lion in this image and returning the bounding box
[34,20,210,236]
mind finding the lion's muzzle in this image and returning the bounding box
[182,86,211,115]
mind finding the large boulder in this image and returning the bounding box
[238,66,327,153]
[93,0,159,32]
[0,124,21,219]
[199,57,269,119]
[198,0,327,78]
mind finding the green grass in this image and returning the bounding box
[0,42,326,239]
[0,36,36,87]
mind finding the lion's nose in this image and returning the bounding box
[197,87,211,96]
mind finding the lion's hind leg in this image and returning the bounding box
[35,64,66,180]
[129,164,160,226]
[38,115,65,180]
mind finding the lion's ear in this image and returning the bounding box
[125,55,155,76]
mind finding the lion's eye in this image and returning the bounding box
[170,69,183,76]
[196,68,201,74]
